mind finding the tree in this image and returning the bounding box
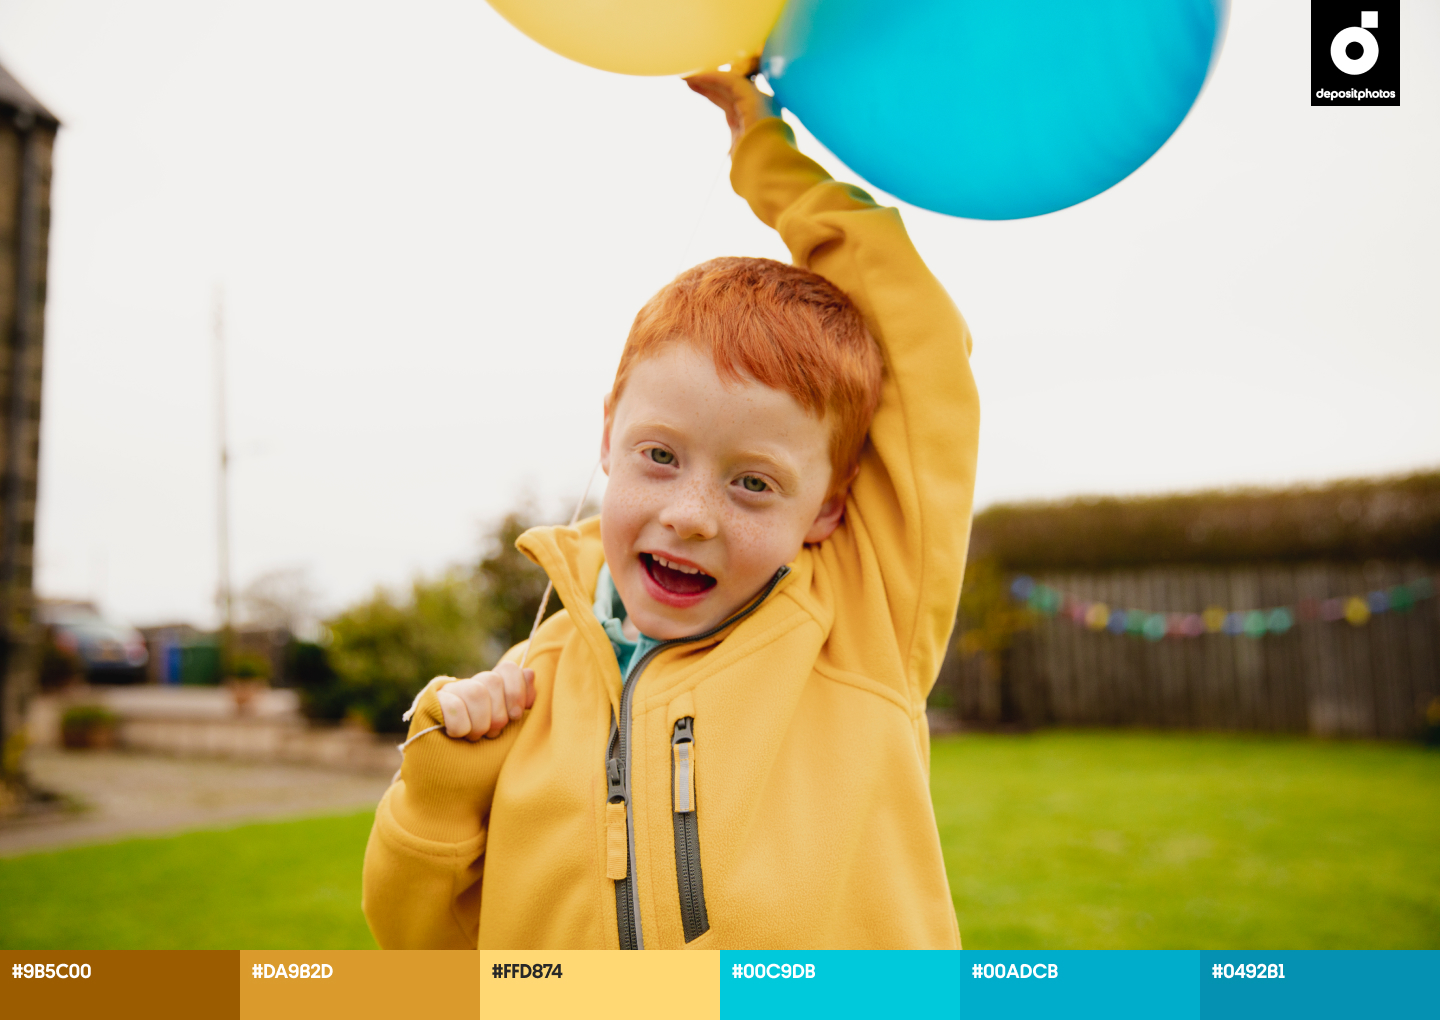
[474,507,574,660]
[311,498,593,734]
[238,567,323,638]
[322,571,489,734]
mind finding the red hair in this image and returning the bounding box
[609,257,883,500]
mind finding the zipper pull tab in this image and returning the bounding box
[671,718,695,814]
[606,756,628,880]
[605,802,628,881]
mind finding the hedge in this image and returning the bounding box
[968,470,1440,571]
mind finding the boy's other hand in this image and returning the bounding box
[685,59,777,155]
[436,662,536,741]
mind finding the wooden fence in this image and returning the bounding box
[935,560,1440,738]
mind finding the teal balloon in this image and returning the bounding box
[763,0,1227,219]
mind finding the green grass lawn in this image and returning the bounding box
[933,731,1440,949]
[1,732,1436,949]
[0,812,379,949]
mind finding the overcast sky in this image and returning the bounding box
[0,0,1435,628]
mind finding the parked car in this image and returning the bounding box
[39,600,148,685]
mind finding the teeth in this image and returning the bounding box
[653,554,702,575]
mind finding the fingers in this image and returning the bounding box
[437,686,472,739]
[482,676,509,739]
[685,69,775,154]
[685,75,740,123]
[436,665,539,741]
[498,662,526,723]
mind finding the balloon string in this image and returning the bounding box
[397,133,719,765]
[519,460,601,670]
[391,459,601,781]
[394,112,721,773]
[674,151,728,272]
[517,147,722,674]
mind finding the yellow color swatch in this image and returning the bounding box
[240,950,476,1020]
[480,950,720,1020]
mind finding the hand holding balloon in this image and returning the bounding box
[685,61,776,156]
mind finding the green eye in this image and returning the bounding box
[648,448,675,465]
[741,476,768,492]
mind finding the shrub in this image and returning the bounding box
[287,641,347,725]
[301,500,592,734]
[321,571,488,734]
[60,705,119,749]
[969,470,1440,571]
[228,651,271,681]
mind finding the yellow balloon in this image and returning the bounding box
[486,0,787,76]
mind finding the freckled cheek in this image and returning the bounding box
[602,476,663,550]
[717,512,793,583]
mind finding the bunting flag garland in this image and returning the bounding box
[1008,574,1436,642]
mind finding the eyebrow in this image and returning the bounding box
[625,419,686,442]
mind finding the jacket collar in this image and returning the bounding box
[516,516,617,686]
[515,516,797,689]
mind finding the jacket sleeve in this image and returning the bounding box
[361,658,527,948]
[730,118,980,707]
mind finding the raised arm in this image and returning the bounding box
[688,71,980,706]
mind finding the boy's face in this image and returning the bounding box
[600,344,846,641]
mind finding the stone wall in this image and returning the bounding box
[27,686,401,775]
[0,101,58,781]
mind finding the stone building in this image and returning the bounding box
[0,60,58,797]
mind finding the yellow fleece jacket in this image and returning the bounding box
[362,118,979,950]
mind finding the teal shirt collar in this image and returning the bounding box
[592,564,661,678]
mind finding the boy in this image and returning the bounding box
[362,67,978,950]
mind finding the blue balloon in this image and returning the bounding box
[763,0,1226,220]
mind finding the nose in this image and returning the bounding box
[657,477,719,542]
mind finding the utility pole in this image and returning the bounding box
[214,288,233,679]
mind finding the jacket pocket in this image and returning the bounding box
[671,717,710,942]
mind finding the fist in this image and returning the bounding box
[436,662,536,741]
[685,60,777,155]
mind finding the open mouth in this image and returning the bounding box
[641,553,717,597]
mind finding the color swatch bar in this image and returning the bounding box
[2,949,1435,1018]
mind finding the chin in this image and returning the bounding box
[632,615,693,641]
[627,598,729,642]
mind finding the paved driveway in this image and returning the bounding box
[0,749,392,857]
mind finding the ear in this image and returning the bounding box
[600,395,615,476]
[803,466,857,544]
[803,490,847,544]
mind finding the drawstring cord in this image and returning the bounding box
[391,462,602,781]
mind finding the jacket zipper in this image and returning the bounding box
[605,565,790,950]
[671,716,708,941]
